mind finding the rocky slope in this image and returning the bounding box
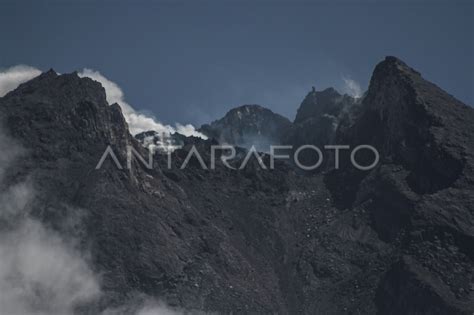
[0,57,472,314]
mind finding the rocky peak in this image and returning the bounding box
[375,56,421,76]
[0,70,131,168]
[294,87,355,124]
[337,56,474,194]
[200,104,291,151]
[6,69,108,108]
[319,57,474,314]
[283,87,357,167]
[220,104,288,123]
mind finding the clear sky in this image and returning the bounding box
[1,0,472,126]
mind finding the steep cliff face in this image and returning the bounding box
[0,69,133,204]
[334,56,472,193]
[0,57,472,314]
[200,104,292,151]
[326,56,474,314]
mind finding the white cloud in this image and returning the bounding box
[78,69,207,139]
[342,76,363,98]
[0,65,42,97]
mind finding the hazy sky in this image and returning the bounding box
[1,0,472,126]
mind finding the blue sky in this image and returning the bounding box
[1,0,472,125]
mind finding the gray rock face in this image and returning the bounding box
[200,104,292,151]
[0,57,472,314]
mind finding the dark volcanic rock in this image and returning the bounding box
[285,87,357,168]
[0,56,473,314]
[291,87,357,146]
[325,56,474,314]
[294,87,355,125]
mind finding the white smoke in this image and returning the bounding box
[78,69,207,139]
[0,219,101,315]
[0,65,42,97]
[0,131,101,315]
[342,76,363,98]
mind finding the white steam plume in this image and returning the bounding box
[78,69,207,139]
[342,76,363,98]
[0,65,42,97]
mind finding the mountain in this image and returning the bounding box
[199,104,292,151]
[294,87,356,124]
[326,56,474,314]
[198,90,355,155]
[0,57,473,314]
[197,90,356,166]
[283,87,358,167]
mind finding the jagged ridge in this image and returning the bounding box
[0,57,473,314]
